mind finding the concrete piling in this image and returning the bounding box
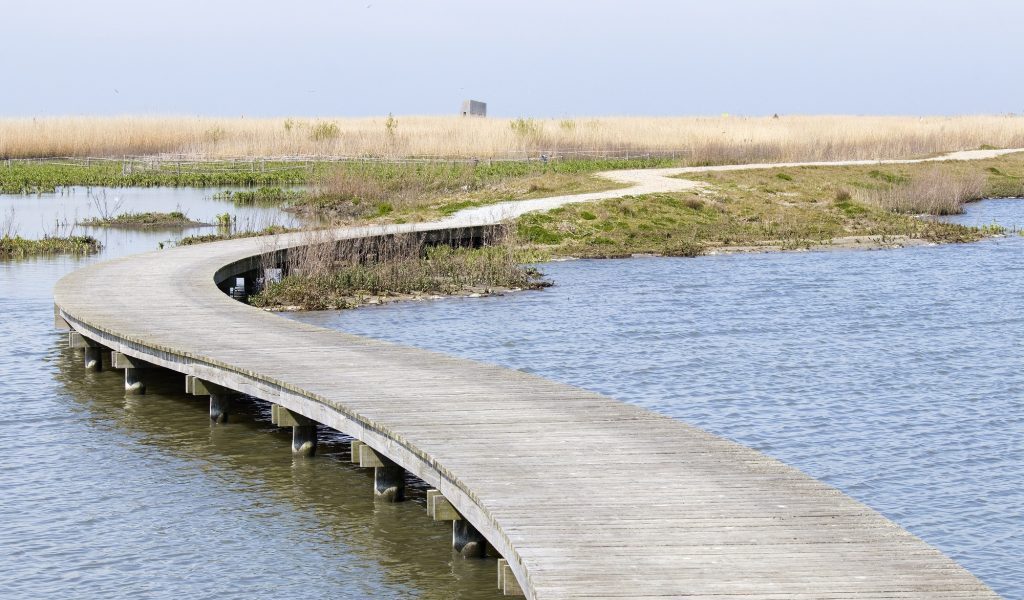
[83,346,103,372]
[124,367,146,395]
[291,424,317,456]
[270,404,318,457]
[359,445,405,501]
[209,390,232,424]
[453,519,488,558]
[374,461,406,501]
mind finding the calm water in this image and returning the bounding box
[0,187,501,599]
[291,199,1024,598]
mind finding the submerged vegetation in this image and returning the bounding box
[1,235,101,257]
[79,210,204,228]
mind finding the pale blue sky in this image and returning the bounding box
[2,0,1021,117]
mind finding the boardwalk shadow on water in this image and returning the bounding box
[43,343,501,599]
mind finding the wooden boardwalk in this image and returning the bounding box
[54,150,1015,599]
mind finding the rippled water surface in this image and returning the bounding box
[291,199,1024,598]
[0,188,500,599]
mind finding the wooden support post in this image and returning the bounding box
[68,332,90,349]
[428,490,486,557]
[430,493,461,521]
[271,404,317,456]
[497,559,524,596]
[291,424,317,456]
[84,346,103,372]
[453,520,487,558]
[209,390,232,424]
[68,332,107,370]
[350,440,364,464]
[112,352,151,395]
[359,445,405,502]
[124,368,146,395]
[185,376,233,424]
[426,489,442,518]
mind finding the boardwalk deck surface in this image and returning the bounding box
[54,151,1015,599]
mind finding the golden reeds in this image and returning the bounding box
[3,115,1024,162]
[855,168,988,215]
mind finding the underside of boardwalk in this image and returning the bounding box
[54,153,1012,598]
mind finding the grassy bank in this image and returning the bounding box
[287,158,662,222]
[514,154,1024,258]
[0,160,312,194]
[79,211,205,228]
[3,115,1024,161]
[252,242,549,310]
[1,235,101,258]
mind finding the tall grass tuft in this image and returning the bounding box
[856,168,987,215]
[251,228,549,310]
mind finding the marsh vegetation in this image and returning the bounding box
[3,115,1024,162]
[251,230,549,310]
[514,153,1024,258]
[0,235,101,257]
[79,211,205,228]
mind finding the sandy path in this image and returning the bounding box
[445,148,1023,226]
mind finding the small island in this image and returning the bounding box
[79,211,208,228]
[1,235,101,257]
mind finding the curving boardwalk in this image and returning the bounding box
[54,149,1018,599]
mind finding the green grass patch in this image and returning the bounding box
[518,154,1024,257]
[213,187,305,206]
[79,211,204,228]
[1,235,101,257]
[176,225,297,246]
[0,161,313,194]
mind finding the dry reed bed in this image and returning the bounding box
[4,115,1024,162]
[853,168,988,215]
[251,228,547,310]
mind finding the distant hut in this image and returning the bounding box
[460,100,487,117]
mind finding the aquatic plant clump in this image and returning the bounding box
[0,235,101,257]
[79,211,203,228]
[252,237,550,311]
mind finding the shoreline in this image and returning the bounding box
[258,227,1015,312]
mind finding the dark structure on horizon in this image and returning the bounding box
[460,99,486,117]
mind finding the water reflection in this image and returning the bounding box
[45,342,500,599]
[0,186,499,599]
